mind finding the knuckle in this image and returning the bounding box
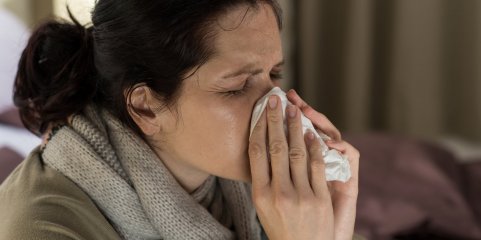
[252,122,264,135]
[288,147,307,164]
[267,112,282,123]
[299,196,321,210]
[248,142,265,160]
[345,141,360,159]
[308,140,322,154]
[287,122,297,132]
[288,116,300,127]
[311,158,325,171]
[301,104,313,112]
[273,191,295,209]
[269,140,287,156]
[304,106,318,118]
[312,189,331,205]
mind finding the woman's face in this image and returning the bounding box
[149,4,283,187]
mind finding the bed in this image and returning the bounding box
[345,133,481,239]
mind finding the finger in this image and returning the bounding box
[326,141,360,182]
[267,95,292,190]
[326,141,360,160]
[325,140,347,154]
[286,104,312,194]
[248,110,270,192]
[328,141,360,179]
[305,131,330,198]
[286,89,341,141]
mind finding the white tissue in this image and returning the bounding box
[249,87,351,182]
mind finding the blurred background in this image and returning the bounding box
[290,1,481,160]
[0,0,480,239]
[3,0,480,158]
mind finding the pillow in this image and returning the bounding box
[0,146,23,184]
[463,161,481,227]
[0,107,23,128]
[0,8,29,112]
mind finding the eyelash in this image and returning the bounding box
[224,72,284,97]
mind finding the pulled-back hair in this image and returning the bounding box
[14,0,282,136]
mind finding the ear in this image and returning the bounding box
[126,85,162,136]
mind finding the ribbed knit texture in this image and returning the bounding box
[41,105,261,240]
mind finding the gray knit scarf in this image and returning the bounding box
[41,105,262,240]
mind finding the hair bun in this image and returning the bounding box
[36,18,92,76]
[13,10,97,135]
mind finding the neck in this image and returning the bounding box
[153,150,211,194]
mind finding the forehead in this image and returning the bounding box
[211,4,282,63]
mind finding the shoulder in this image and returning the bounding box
[0,147,121,240]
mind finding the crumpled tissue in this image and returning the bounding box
[249,87,351,182]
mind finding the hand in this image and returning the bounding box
[287,89,359,240]
[249,95,335,240]
[324,140,359,240]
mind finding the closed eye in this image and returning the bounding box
[270,72,283,81]
[222,70,284,97]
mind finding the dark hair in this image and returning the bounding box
[14,0,282,136]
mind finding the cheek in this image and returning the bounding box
[206,101,251,152]
[180,98,254,161]
[219,107,252,154]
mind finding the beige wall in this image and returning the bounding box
[1,0,52,27]
[54,0,95,24]
[1,0,97,27]
[1,0,33,26]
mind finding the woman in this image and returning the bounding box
[0,0,360,239]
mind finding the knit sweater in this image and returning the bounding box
[0,147,122,239]
[0,146,269,240]
[37,105,262,239]
[0,105,365,240]
[0,148,366,240]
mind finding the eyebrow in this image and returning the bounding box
[222,59,285,79]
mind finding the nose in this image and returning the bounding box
[258,77,277,97]
[248,79,274,112]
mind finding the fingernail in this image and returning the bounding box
[287,105,296,118]
[307,131,315,141]
[268,96,277,109]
